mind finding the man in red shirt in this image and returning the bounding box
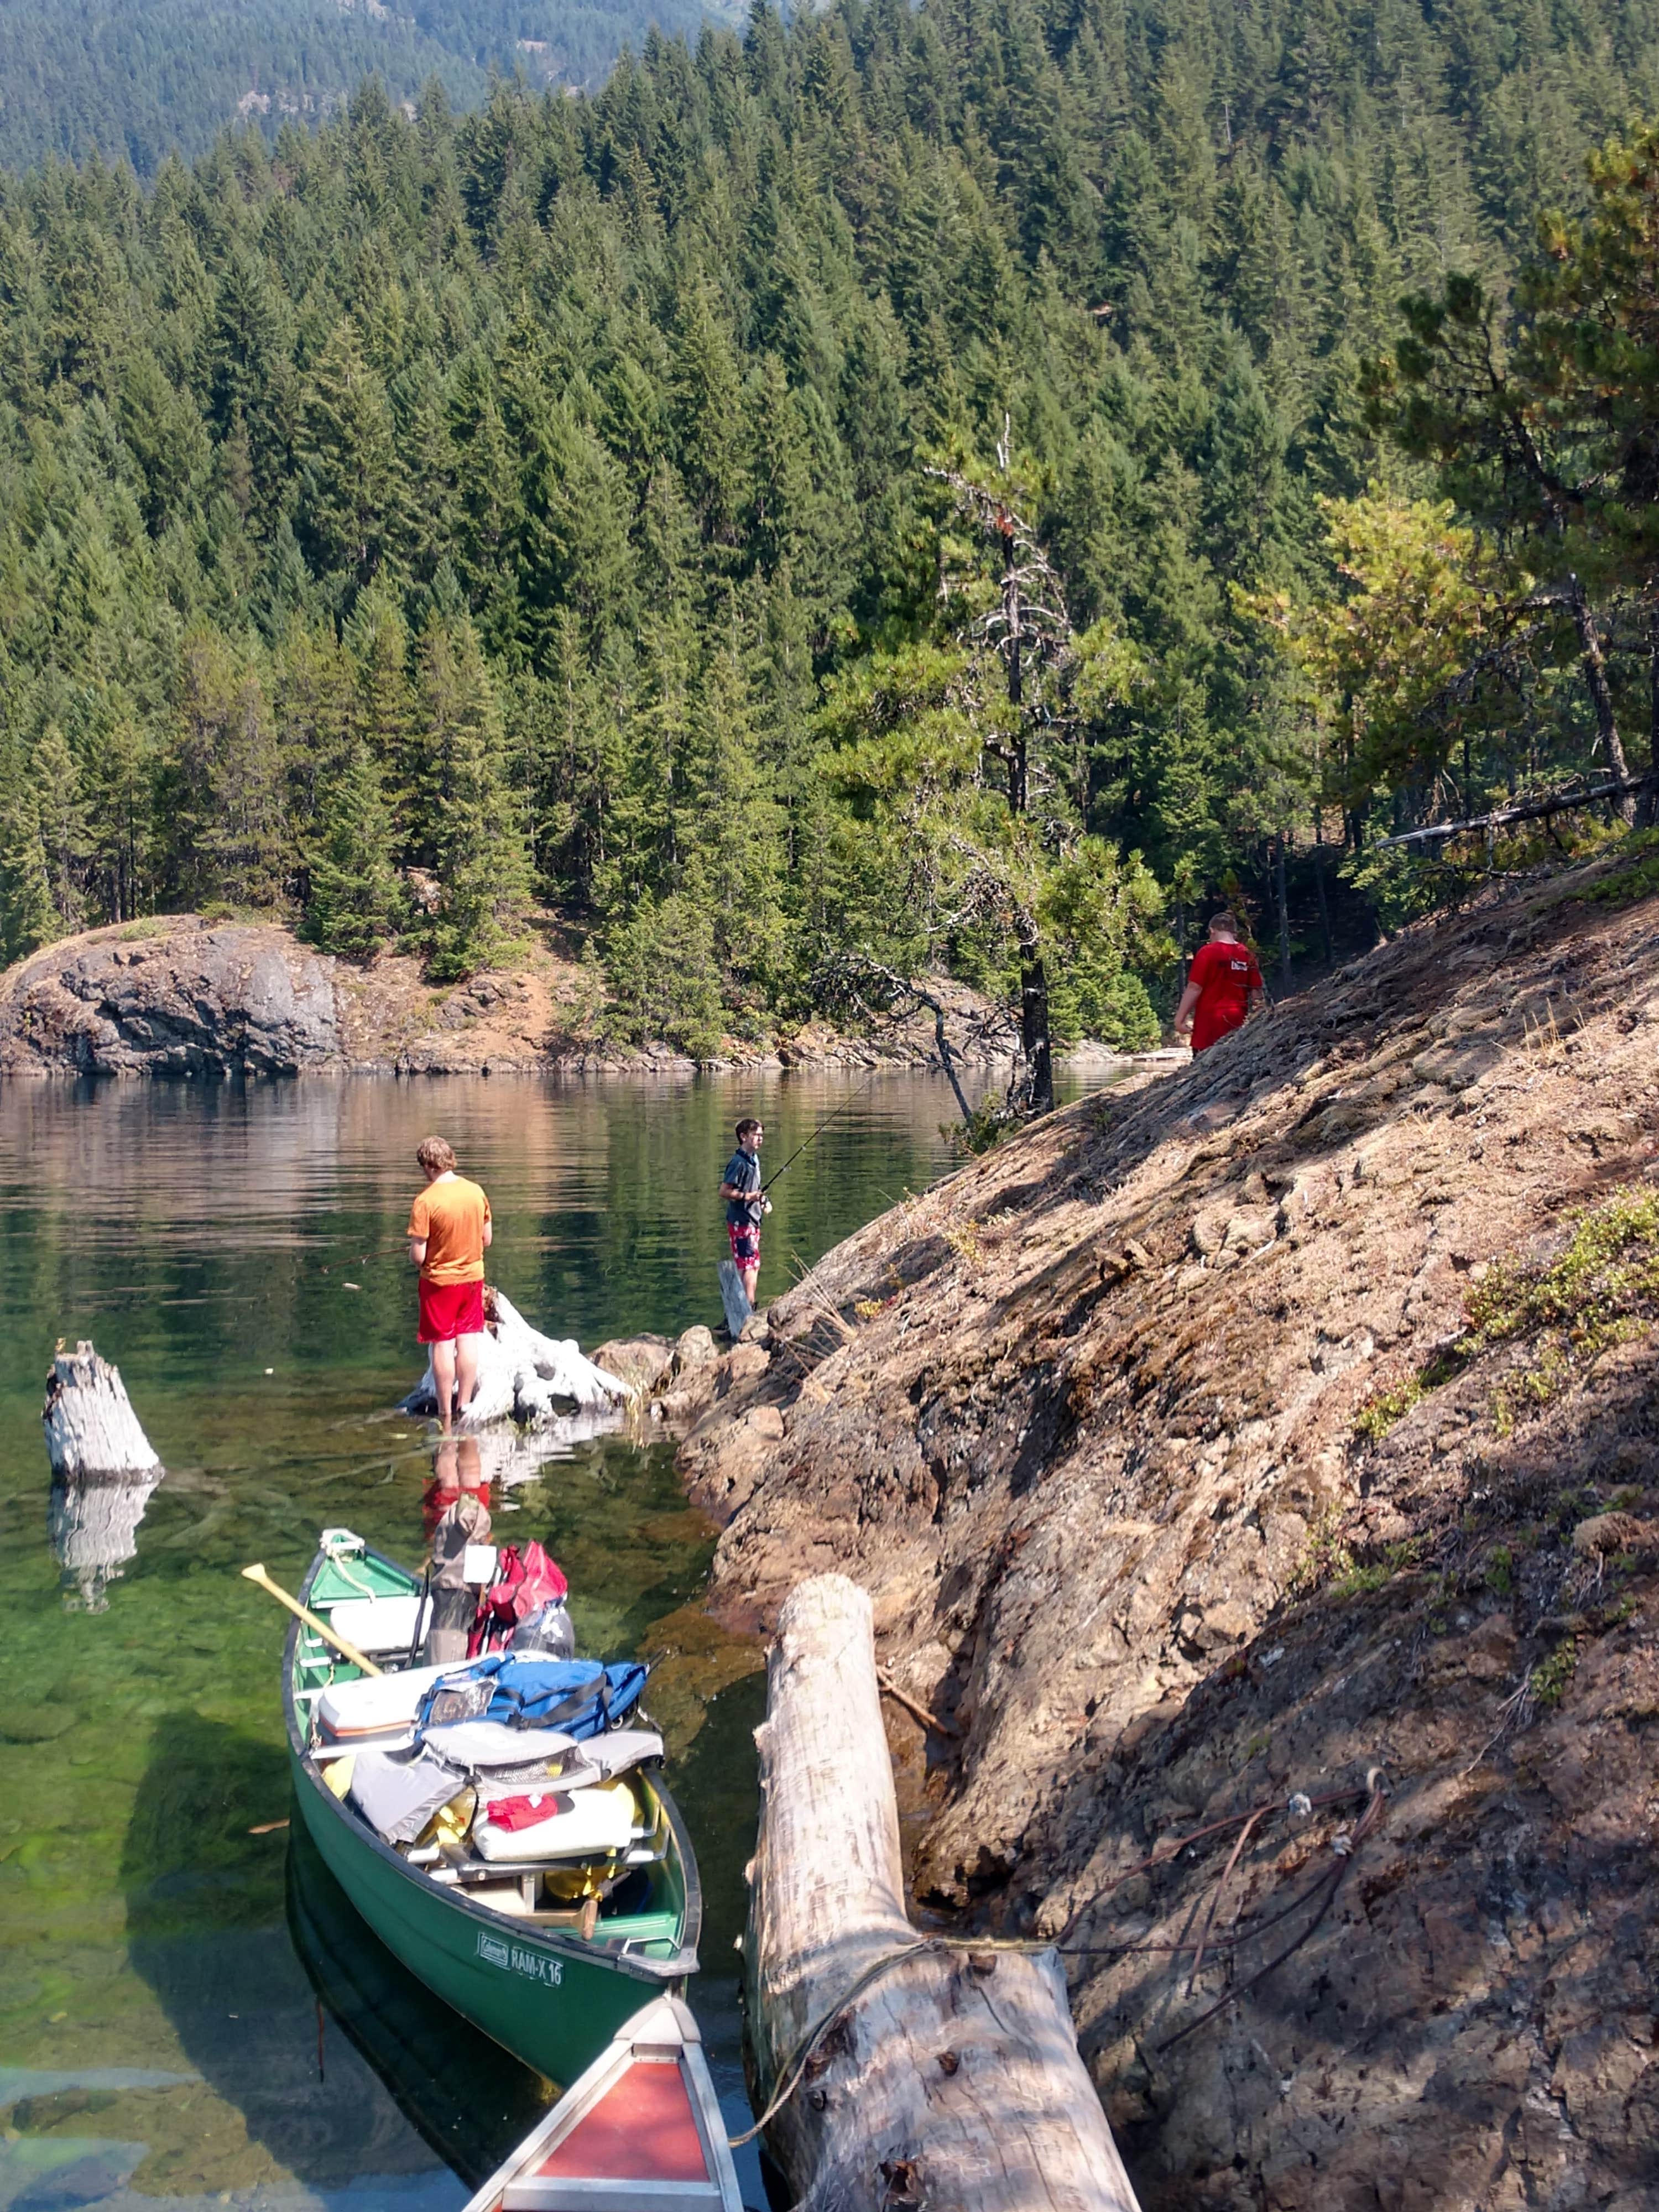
[1174,911,1265,1053]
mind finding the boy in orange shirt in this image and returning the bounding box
[407,1136,493,1434]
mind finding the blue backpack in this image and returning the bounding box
[416,1655,648,1743]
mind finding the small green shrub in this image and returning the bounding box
[945,1099,1021,1155]
[1529,1641,1579,1708]
[1574,826,1659,907]
[1354,1379,1425,1441]
[1473,1187,1659,1423]
[1329,1540,1416,1598]
[1352,1349,1466,1442]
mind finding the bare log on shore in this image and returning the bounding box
[43,1341,161,1478]
[744,1573,1143,2212]
[398,1287,632,1430]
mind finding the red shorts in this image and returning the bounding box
[418,1277,485,1344]
[1191,998,1248,1053]
[728,1221,761,1267]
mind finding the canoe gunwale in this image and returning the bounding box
[282,1537,702,1990]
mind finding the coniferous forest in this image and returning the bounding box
[6,0,1659,1057]
[0,0,731,174]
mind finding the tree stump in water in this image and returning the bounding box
[42,1342,163,1612]
[744,1573,1142,2212]
[42,1341,161,1477]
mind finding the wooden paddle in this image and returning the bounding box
[241,1562,384,1677]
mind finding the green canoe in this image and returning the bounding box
[283,1533,701,2090]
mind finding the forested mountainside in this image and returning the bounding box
[4,0,1659,1056]
[0,0,726,174]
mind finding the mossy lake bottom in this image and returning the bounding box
[0,1071,973,2210]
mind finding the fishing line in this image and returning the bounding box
[758,1065,884,1194]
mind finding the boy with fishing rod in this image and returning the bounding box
[719,1118,771,1309]
[717,1076,883,1309]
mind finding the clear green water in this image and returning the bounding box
[0,1071,972,2210]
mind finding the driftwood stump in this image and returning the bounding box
[43,1341,161,1477]
[42,1342,163,1612]
[744,1574,1142,2212]
[399,1287,631,1429]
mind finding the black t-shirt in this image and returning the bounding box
[724,1149,763,1225]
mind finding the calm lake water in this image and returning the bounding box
[0,1070,981,2212]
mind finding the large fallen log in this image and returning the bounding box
[43,1340,161,1477]
[744,1573,1142,2212]
[398,1286,632,1430]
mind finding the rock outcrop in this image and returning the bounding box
[1,921,341,1077]
[2,916,1144,1077]
[680,846,1659,2212]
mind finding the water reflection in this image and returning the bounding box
[49,1466,164,1614]
[285,1818,550,2192]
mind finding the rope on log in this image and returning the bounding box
[743,1573,1143,2212]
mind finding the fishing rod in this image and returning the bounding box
[759,1065,884,1194]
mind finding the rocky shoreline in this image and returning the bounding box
[645,846,1659,2212]
[0,916,1107,1081]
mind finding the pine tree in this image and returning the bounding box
[33,722,90,935]
[304,742,405,958]
[0,775,52,962]
[416,617,532,979]
[164,637,290,910]
[686,594,789,999]
[296,315,398,579]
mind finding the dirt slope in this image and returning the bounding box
[681,846,1659,2212]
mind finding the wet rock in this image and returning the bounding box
[591,1334,675,1398]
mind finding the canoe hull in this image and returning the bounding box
[289,1751,672,2086]
[283,1532,700,2091]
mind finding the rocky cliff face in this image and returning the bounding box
[0,922,343,1077]
[680,847,1659,2212]
[1,919,1042,1076]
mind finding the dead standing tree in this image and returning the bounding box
[926,448,1079,1118]
[811,950,1017,1124]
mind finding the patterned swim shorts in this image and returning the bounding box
[728,1220,761,1266]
